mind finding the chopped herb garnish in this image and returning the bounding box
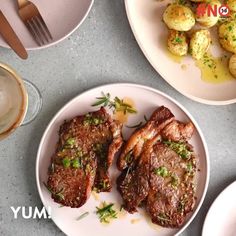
[175,37,183,43]
[66,138,75,146]
[154,166,169,177]
[171,174,180,188]
[83,114,104,126]
[76,212,89,221]
[92,92,137,115]
[96,202,117,223]
[71,158,80,168]
[163,140,192,159]
[186,162,193,173]
[62,157,71,168]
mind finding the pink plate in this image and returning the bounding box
[0,0,93,50]
[36,83,209,236]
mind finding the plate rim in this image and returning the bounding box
[35,82,210,236]
[124,0,236,105]
[202,180,236,236]
[0,0,94,51]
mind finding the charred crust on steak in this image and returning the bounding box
[117,106,197,228]
[47,107,123,207]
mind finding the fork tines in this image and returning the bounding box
[26,15,52,46]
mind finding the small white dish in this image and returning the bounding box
[125,0,236,105]
[0,0,93,50]
[202,181,236,236]
[36,83,209,236]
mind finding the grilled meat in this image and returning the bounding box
[161,120,194,142]
[47,107,123,207]
[117,106,174,171]
[147,143,196,228]
[117,106,196,228]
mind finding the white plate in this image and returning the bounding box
[0,0,93,50]
[125,0,236,105]
[202,181,236,236]
[36,83,209,236]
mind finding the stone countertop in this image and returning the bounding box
[0,1,236,235]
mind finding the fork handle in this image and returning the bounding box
[17,0,28,7]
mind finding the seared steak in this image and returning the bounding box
[117,106,196,228]
[47,107,123,207]
[161,120,194,142]
[147,143,196,228]
[117,106,174,171]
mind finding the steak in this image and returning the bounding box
[146,143,196,228]
[117,106,174,171]
[47,107,123,207]
[117,106,197,228]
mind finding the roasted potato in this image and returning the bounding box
[189,29,211,60]
[229,54,236,78]
[227,0,236,12]
[167,30,188,56]
[163,4,195,31]
[196,0,221,27]
[219,21,236,53]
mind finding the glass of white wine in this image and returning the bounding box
[0,62,42,140]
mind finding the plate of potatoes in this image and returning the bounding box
[125,0,236,105]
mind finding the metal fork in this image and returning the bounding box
[17,0,52,46]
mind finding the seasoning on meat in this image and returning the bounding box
[47,107,123,207]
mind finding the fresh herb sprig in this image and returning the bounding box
[92,92,137,115]
[76,212,89,221]
[96,202,117,223]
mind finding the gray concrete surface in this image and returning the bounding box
[0,0,236,235]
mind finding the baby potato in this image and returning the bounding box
[167,30,188,56]
[190,29,211,60]
[163,4,195,31]
[227,0,236,12]
[219,21,236,53]
[196,0,221,27]
[229,54,236,78]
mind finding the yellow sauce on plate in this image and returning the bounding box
[131,218,141,224]
[195,53,234,84]
[114,97,136,123]
[92,191,100,201]
[166,50,183,64]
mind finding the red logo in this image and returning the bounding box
[196,4,230,17]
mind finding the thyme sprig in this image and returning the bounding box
[92,92,137,115]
